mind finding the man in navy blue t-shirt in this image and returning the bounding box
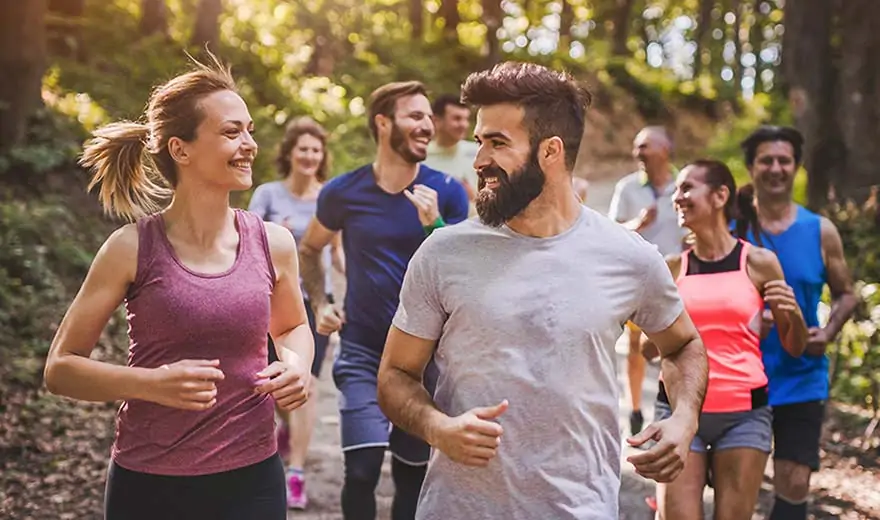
[299,80,468,519]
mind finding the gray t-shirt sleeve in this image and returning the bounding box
[248,183,271,219]
[630,246,684,333]
[607,180,629,222]
[392,239,446,341]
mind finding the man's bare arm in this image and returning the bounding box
[645,311,707,422]
[820,217,858,340]
[298,217,337,313]
[377,326,446,445]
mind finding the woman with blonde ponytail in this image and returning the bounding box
[43,53,314,520]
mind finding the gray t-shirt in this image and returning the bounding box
[248,181,331,297]
[608,171,687,257]
[392,207,683,520]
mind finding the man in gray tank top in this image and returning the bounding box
[377,62,709,519]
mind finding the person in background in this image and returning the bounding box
[645,159,807,520]
[608,126,685,437]
[248,116,344,510]
[424,94,480,204]
[299,81,469,520]
[736,126,857,520]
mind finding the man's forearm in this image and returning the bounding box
[824,293,859,339]
[377,366,448,446]
[660,338,708,420]
[299,246,329,312]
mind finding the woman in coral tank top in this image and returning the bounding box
[43,53,314,520]
[643,159,807,520]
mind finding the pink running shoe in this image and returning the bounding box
[287,472,308,510]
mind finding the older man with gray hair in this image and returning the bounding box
[609,125,687,437]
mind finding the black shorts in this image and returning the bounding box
[772,400,826,471]
[267,296,332,377]
[105,455,285,520]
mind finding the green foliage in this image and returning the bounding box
[824,191,880,411]
[0,108,87,177]
[0,198,107,386]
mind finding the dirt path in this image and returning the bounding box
[288,175,683,519]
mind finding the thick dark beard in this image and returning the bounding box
[475,148,546,227]
[390,122,428,164]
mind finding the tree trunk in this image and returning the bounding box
[140,0,169,38]
[440,0,460,43]
[559,0,574,49]
[46,0,84,58]
[611,0,637,56]
[835,0,880,201]
[483,0,503,66]
[191,0,223,50]
[0,0,47,152]
[782,0,839,209]
[750,0,765,92]
[731,0,743,95]
[693,0,714,77]
[409,0,424,40]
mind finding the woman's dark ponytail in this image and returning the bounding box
[734,183,762,246]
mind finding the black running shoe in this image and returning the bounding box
[630,410,644,436]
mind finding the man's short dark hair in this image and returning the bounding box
[461,62,592,170]
[432,94,467,117]
[367,81,428,142]
[740,125,804,167]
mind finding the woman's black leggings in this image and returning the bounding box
[104,455,285,520]
[342,447,427,520]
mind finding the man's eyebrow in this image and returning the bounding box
[475,131,511,142]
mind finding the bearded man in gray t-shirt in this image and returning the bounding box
[377,62,709,520]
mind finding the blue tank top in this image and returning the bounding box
[743,205,827,406]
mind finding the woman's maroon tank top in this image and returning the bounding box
[112,209,277,475]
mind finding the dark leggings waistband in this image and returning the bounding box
[657,381,768,410]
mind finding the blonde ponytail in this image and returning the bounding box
[80,122,172,222]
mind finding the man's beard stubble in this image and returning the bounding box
[475,148,546,228]
[390,122,430,164]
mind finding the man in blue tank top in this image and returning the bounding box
[298,81,469,520]
[738,126,857,520]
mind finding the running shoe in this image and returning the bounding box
[287,471,308,510]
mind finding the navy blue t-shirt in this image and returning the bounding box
[316,163,469,352]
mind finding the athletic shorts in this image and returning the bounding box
[332,338,437,465]
[771,400,825,471]
[267,297,331,378]
[654,400,772,454]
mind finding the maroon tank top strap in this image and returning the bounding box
[131,213,165,292]
[235,209,277,283]
[676,249,691,282]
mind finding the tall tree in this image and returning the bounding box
[440,0,461,44]
[730,0,745,97]
[783,0,880,206]
[46,0,85,59]
[140,0,169,38]
[782,0,838,208]
[409,0,424,40]
[483,0,503,66]
[191,0,223,50]
[611,0,637,56]
[0,0,47,152]
[692,0,714,77]
[559,0,575,48]
[835,0,880,201]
